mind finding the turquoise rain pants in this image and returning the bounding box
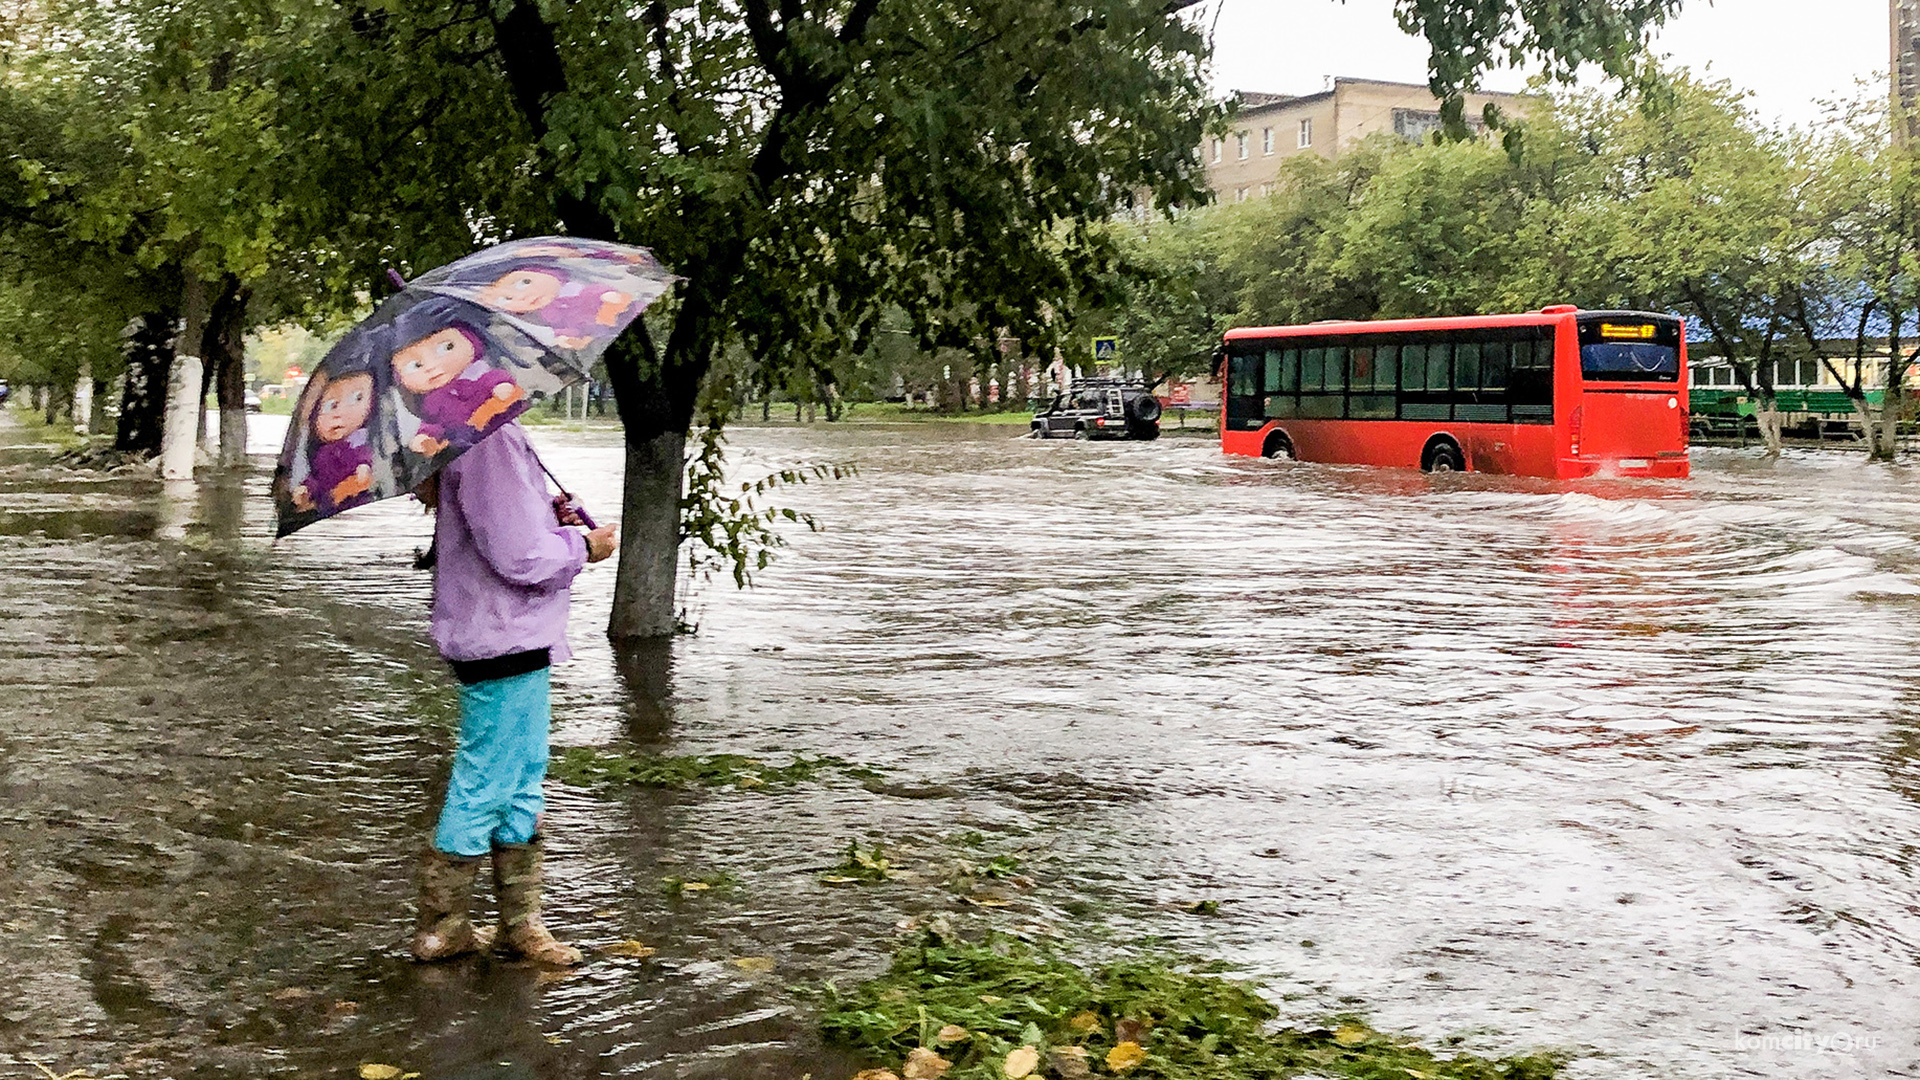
[433,667,550,857]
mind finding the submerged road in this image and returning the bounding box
[2,413,1918,1078]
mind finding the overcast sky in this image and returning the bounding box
[1205,0,1889,130]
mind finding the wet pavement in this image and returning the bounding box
[3,411,1920,1079]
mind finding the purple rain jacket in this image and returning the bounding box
[430,422,586,665]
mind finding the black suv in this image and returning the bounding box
[1030,379,1162,440]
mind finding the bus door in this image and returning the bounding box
[1571,316,1688,472]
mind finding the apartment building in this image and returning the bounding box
[1897,1,1920,141]
[1200,78,1530,203]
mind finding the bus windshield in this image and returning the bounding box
[1580,342,1679,381]
[1577,317,1681,382]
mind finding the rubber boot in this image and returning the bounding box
[411,848,496,961]
[492,836,583,965]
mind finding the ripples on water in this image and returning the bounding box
[3,415,1919,1078]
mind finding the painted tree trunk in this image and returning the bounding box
[609,429,687,640]
[1755,406,1783,457]
[71,359,93,435]
[160,276,212,480]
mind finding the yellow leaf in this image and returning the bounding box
[934,1024,969,1046]
[1404,1070,1433,1079]
[680,881,712,891]
[604,940,656,958]
[821,875,863,885]
[593,909,617,919]
[978,995,1005,1004]
[1003,1045,1039,1078]
[1106,1042,1147,1072]
[358,1066,402,1080]
[1067,1010,1100,1033]
[734,956,777,974]
[902,1047,951,1080]
[737,775,765,788]
[1334,1024,1370,1047]
[851,1071,902,1080]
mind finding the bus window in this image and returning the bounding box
[1325,346,1348,392]
[1301,347,1325,391]
[1425,343,1451,392]
[1375,345,1399,392]
[1510,332,1553,423]
[1401,344,1427,391]
[1351,346,1374,388]
[1482,342,1510,390]
[1264,349,1283,393]
[1454,342,1481,390]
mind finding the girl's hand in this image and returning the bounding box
[585,523,618,563]
[552,494,587,527]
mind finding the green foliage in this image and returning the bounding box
[549,746,878,790]
[821,934,1567,1080]
[679,421,853,591]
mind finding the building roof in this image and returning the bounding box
[1230,77,1529,116]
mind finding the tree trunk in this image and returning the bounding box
[1755,405,1783,457]
[90,377,109,436]
[609,428,686,639]
[160,275,212,480]
[71,359,93,435]
[116,312,174,456]
[209,279,251,468]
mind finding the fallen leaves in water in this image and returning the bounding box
[26,1060,102,1080]
[268,987,310,1003]
[1047,1046,1091,1079]
[733,956,777,974]
[850,1071,900,1080]
[357,1066,412,1080]
[603,940,656,958]
[1113,1017,1146,1044]
[901,1047,950,1080]
[1105,1041,1146,1072]
[933,1024,968,1046]
[1002,1045,1039,1078]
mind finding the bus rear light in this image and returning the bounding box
[1569,405,1583,456]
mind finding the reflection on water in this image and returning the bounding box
[3,413,1920,1079]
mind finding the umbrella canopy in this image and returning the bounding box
[272,237,675,538]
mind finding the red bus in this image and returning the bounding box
[1219,306,1689,478]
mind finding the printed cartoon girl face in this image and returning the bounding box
[480,269,563,313]
[393,328,476,393]
[313,372,374,442]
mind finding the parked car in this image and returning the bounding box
[0,379,10,407]
[1030,378,1162,440]
[244,390,262,412]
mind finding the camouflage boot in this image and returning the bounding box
[491,836,583,966]
[410,848,496,962]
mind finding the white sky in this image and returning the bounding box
[1204,0,1890,130]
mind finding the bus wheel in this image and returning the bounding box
[1425,441,1464,473]
[1262,431,1295,460]
[1074,425,1091,440]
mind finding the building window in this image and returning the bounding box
[1235,187,1248,203]
[1211,139,1222,163]
[1297,119,1312,148]
[1236,133,1248,160]
[1260,182,1275,198]
[1262,127,1274,155]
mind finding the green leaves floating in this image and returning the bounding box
[822,935,1566,1080]
[550,747,878,791]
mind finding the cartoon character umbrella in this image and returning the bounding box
[272,237,677,538]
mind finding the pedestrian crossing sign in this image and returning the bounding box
[1092,336,1118,363]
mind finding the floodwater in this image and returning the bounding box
[4,412,1920,1080]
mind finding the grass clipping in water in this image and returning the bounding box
[822,935,1563,1080]
[549,747,876,791]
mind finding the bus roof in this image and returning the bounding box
[1223,309,1679,341]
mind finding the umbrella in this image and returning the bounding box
[271,237,676,538]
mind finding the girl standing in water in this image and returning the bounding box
[410,418,617,965]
